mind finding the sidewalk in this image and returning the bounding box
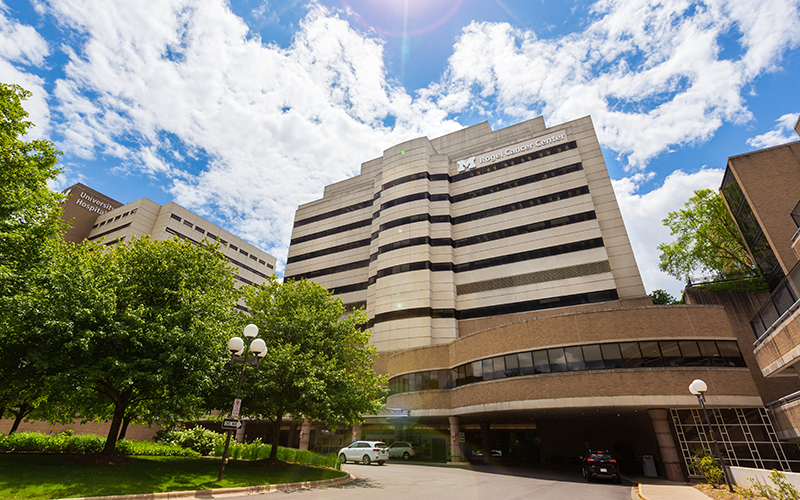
[626,476,711,500]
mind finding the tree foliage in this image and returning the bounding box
[649,289,678,305]
[658,189,755,282]
[0,83,64,431]
[0,83,64,289]
[220,277,386,460]
[14,237,240,454]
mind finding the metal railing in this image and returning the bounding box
[752,261,800,343]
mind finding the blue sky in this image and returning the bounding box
[3,0,800,298]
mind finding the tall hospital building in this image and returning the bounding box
[285,116,800,479]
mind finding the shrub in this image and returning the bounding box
[0,431,197,456]
[692,450,724,488]
[154,426,226,456]
[749,470,800,500]
[116,439,199,457]
[212,441,341,470]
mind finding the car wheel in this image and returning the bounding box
[615,476,622,484]
[339,453,347,464]
[403,452,410,460]
[378,461,385,465]
[362,455,371,465]
[586,473,592,482]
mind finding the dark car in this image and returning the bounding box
[581,451,621,483]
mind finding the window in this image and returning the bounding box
[250,255,257,261]
[258,259,265,265]
[582,344,604,370]
[533,351,550,373]
[183,220,193,228]
[548,348,567,372]
[620,342,642,368]
[130,208,137,214]
[122,212,129,217]
[207,233,216,240]
[92,224,98,229]
[114,215,121,221]
[240,249,248,256]
[195,226,205,234]
[230,244,238,251]
[99,221,106,227]
[170,214,181,222]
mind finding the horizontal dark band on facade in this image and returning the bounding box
[285,259,370,282]
[372,162,583,219]
[375,140,579,198]
[369,237,605,284]
[290,218,372,246]
[88,222,131,241]
[286,238,371,265]
[329,281,369,295]
[292,143,580,244]
[165,227,272,280]
[367,289,619,327]
[371,210,597,261]
[372,185,591,241]
[457,260,612,295]
[293,200,373,228]
[387,339,745,394]
[343,301,367,311]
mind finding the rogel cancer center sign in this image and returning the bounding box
[456,130,568,173]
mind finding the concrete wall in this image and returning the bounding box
[730,465,800,491]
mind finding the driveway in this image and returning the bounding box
[236,461,635,500]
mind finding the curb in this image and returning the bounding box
[56,471,356,500]
[637,483,649,500]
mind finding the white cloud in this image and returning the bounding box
[428,0,800,169]
[746,112,800,149]
[0,2,51,138]
[613,167,725,299]
[44,0,461,266]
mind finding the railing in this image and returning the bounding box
[791,198,800,229]
[752,261,800,343]
[766,390,800,409]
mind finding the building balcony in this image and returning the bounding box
[752,261,800,377]
[767,391,800,441]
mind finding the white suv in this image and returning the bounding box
[387,441,416,460]
[338,441,389,465]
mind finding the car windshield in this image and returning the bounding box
[589,454,613,460]
[375,442,386,447]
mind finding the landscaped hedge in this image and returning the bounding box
[154,426,226,455]
[0,431,199,456]
[213,439,342,470]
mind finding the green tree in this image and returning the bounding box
[0,83,64,294]
[16,237,240,454]
[223,277,386,461]
[658,189,755,282]
[649,289,678,305]
[0,83,64,432]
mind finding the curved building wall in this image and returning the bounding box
[386,305,763,415]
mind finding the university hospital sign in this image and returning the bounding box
[456,131,568,173]
[73,190,114,215]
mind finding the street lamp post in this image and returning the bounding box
[689,379,734,492]
[218,324,267,482]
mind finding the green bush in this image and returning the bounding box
[154,426,226,455]
[749,470,800,500]
[212,441,341,469]
[692,450,723,488]
[0,431,197,456]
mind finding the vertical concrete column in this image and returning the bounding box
[449,416,464,463]
[394,424,403,442]
[480,422,491,463]
[648,409,684,482]
[352,423,362,443]
[299,418,312,451]
[287,422,298,448]
[235,421,247,443]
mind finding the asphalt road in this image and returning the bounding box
[236,461,635,500]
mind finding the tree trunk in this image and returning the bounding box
[9,402,32,434]
[269,408,284,460]
[118,414,132,441]
[101,388,132,455]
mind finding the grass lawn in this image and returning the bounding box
[0,453,346,500]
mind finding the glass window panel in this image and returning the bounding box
[548,348,567,372]
[483,359,495,380]
[465,362,474,384]
[679,341,701,358]
[564,346,585,371]
[582,345,604,370]
[698,340,719,357]
[493,357,505,378]
[533,351,550,373]
[404,373,413,392]
[437,370,447,389]
[415,372,423,390]
[504,354,520,376]
[457,365,466,386]
[422,371,431,390]
[717,341,745,366]
[620,342,643,368]
[472,360,482,380]
[659,341,681,366]
[640,341,664,367]
[600,344,624,369]
[518,352,535,375]
[429,371,439,389]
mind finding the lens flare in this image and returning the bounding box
[340,0,463,37]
